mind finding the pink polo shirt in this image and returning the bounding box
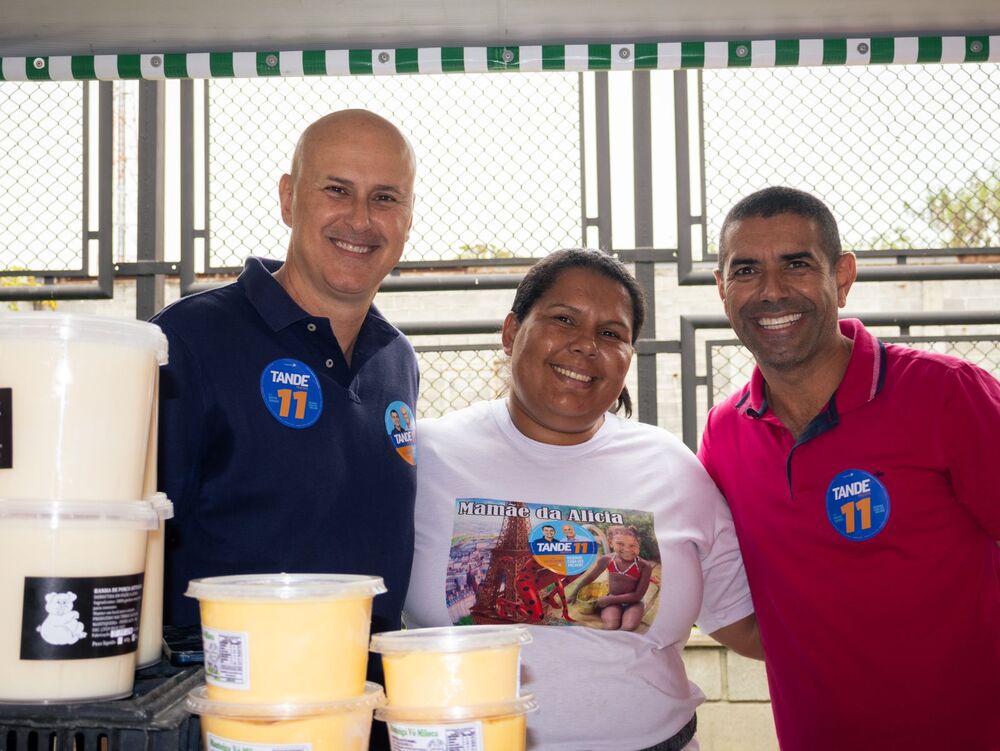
[699,319,1000,750]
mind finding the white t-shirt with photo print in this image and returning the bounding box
[403,399,753,751]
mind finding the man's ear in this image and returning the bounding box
[714,268,726,302]
[278,173,294,228]
[835,252,857,308]
[501,312,519,356]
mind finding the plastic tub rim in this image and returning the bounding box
[0,499,159,529]
[0,311,169,365]
[186,682,385,719]
[370,624,532,654]
[145,493,175,520]
[374,693,538,723]
[186,573,387,602]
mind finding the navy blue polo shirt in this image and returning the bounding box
[152,257,418,635]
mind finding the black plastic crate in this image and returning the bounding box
[0,662,202,751]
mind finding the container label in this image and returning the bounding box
[206,733,312,751]
[0,387,11,469]
[203,626,251,690]
[387,721,484,750]
[20,573,144,660]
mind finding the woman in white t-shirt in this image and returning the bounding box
[404,248,761,751]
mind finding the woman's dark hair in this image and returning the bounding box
[509,248,646,417]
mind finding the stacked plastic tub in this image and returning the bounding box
[0,312,170,704]
[370,625,537,750]
[184,573,388,751]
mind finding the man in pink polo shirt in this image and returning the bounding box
[698,186,1000,750]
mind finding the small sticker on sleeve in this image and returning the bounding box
[384,400,416,465]
[20,573,144,660]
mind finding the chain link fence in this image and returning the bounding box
[701,64,1000,258]
[204,73,583,270]
[0,82,86,273]
[414,342,505,418]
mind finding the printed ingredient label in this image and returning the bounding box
[388,721,484,751]
[206,733,312,751]
[20,573,144,660]
[203,627,251,690]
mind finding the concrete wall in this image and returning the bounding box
[682,632,778,751]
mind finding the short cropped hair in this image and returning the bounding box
[718,186,843,267]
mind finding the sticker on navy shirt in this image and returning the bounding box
[384,400,416,465]
[445,499,658,632]
[825,469,890,541]
[260,359,322,429]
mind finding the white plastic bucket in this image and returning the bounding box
[369,625,531,707]
[186,573,386,703]
[0,313,169,500]
[375,694,537,751]
[187,682,385,751]
[0,499,157,703]
[136,494,174,668]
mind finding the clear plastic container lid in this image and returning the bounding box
[374,694,538,723]
[145,493,174,520]
[187,682,385,719]
[186,573,387,602]
[0,499,159,530]
[0,312,169,365]
[370,625,532,654]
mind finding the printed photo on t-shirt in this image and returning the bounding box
[445,498,661,633]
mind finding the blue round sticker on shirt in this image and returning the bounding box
[825,469,890,541]
[259,359,322,429]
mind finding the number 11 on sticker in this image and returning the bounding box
[276,389,307,419]
[840,497,871,534]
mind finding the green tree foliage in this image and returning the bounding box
[919,170,1000,248]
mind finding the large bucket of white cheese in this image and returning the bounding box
[0,312,168,501]
[0,499,157,703]
[137,494,174,668]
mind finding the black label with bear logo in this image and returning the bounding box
[20,573,145,660]
[0,388,11,469]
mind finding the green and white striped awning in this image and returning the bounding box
[2,35,997,81]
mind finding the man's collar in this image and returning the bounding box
[737,318,884,418]
[238,256,311,332]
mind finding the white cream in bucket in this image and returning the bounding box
[0,313,168,501]
[0,499,157,703]
[376,695,537,751]
[187,682,385,751]
[186,574,386,703]
[369,625,531,707]
[137,494,173,668]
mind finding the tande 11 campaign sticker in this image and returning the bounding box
[260,359,322,428]
[825,469,890,541]
[384,400,415,465]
